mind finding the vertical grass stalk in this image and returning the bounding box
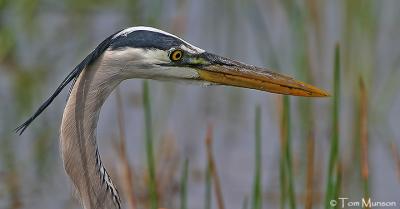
[116,88,137,209]
[204,156,212,209]
[205,125,225,209]
[305,130,315,209]
[143,81,158,209]
[359,78,370,206]
[180,158,189,209]
[284,96,296,209]
[251,105,262,209]
[390,143,400,182]
[279,133,287,209]
[280,96,296,209]
[325,44,341,209]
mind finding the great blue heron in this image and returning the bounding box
[16,26,328,209]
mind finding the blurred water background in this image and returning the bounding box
[0,0,399,209]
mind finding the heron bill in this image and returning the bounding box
[197,54,329,97]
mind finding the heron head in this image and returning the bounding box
[105,26,329,97]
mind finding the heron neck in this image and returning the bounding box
[60,59,123,209]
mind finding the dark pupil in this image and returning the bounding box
[174,52,181,59]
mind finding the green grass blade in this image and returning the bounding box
[180,158,189,209]
[325,44,341,209]
[280,97,287,209]
[280,152,286,209]
[283,96,296,209]
[142,80,158,209]
[280,125,287,209]
[251,105,262,209]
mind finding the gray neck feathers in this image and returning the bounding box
[60,54,123,209]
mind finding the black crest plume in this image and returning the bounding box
[15,31,120,135]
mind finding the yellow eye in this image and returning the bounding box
[170,49,183,61]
